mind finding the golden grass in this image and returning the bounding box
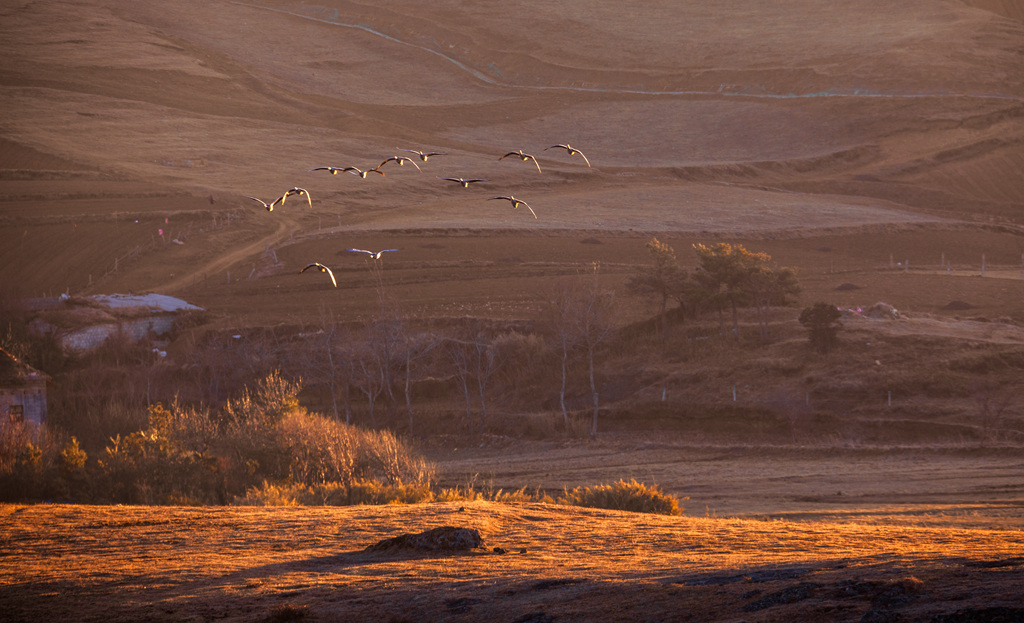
[1,501,1021,622]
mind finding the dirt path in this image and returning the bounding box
[150,212,298,294]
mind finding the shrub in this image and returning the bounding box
[799,303,843,354]
[558,479,683,515]
[94,403,223,505]
[0,420,74,501]
[234,479,435,506]
[91,375,435,504]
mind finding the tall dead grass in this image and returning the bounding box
[235,476,684,515]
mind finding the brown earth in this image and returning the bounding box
[2,1,1024,620]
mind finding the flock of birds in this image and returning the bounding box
[247,144,591,288]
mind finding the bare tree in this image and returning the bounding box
[472,333,504,423]
[442,332,505,435]
[399,330,441,436]
[446,338,476,434]
[973,380,1019,442]
[573,265,616,438]
[304,308,355,424]
[545,265,616,436]
[543,281,583,425]
[353,337,386,429]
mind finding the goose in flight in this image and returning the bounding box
[344,166,385,178]
[300,262,337,288]
[246,195,278,212]
[499,149,542,173]
[544,144,591,167]
[279,187,312,207]
[489,195,537,219]
[399,148,446,162]
[378,156,422,171]
[309,166,348,175]
[347,248,400,260]
[440,177,489,188]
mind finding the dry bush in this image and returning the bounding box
[558,479,683,516]
[340,479,435,505]
[351,426,435,485]
[88,374,434,504]
[221,370,302,428]
[236,480,435,506]
[0,420,85,502]
[232,480,301,506]
[274,412,358,485]
[233,477,684,514]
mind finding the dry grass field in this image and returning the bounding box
[2,0,1024,620]
[2,502,1023,622]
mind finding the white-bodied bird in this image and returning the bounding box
[300,262,337,288]
[378,156,422,171]
[489,195,537,219]
[246,187,310,211]
[279,187,312,207]
[544,144,591,167]
[343,166,385,178]
[246,196,277,211]
[347,248,400,260]
[440,177,489,188]
[499,149,542,173]
[399,148,446,162]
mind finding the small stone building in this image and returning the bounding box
[0,347,49,426]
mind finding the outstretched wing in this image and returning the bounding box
[347,248,373,256]
[246,196,272,210]
[301,263,337,287]
[290,188,312,206]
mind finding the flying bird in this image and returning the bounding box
[499,149,542,173]
[347,248,400,260]
[378,156,422,171]
[440,177,489,188]
[278,187,312,207]
[300,262,337,288]
[246,188,310,211]
[399,148,446,162]
[246,196,277,211]
[544,144,591,167]
[489,195,538,219]
[343,166,385,178]
[309,166,351,175]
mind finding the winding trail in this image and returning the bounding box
[151,212,297,295]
